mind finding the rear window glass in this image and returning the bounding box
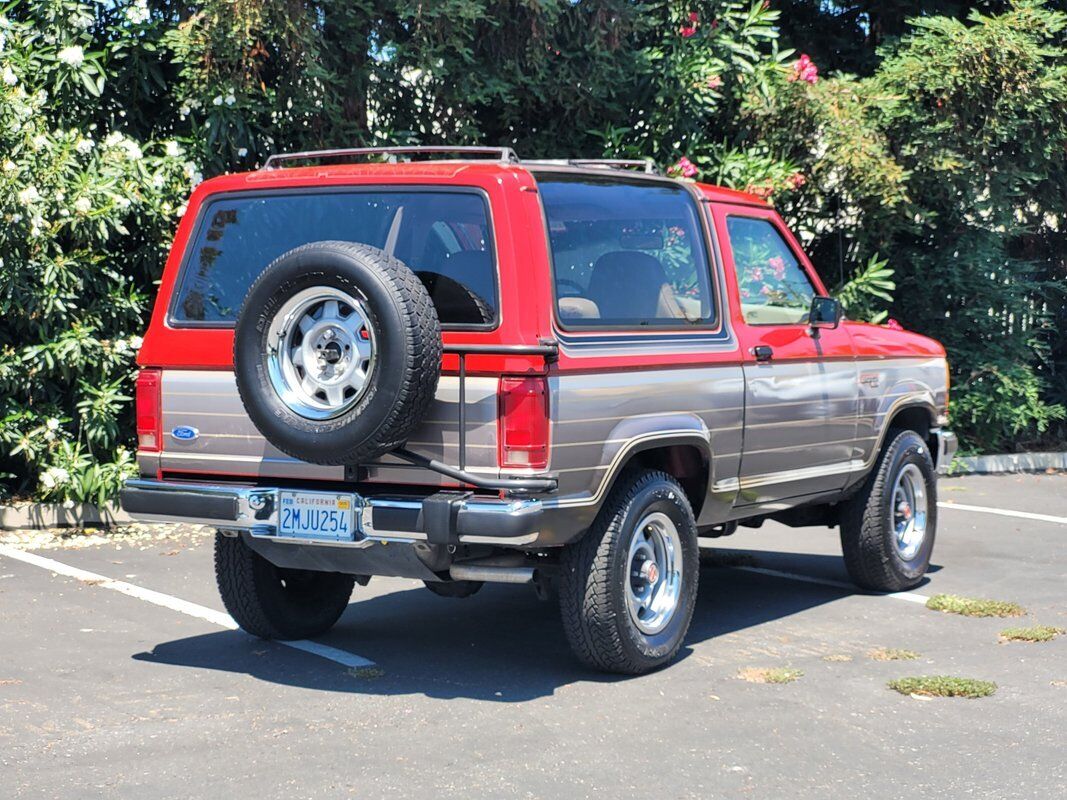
[172,190,497,327]
[536,175,714,328]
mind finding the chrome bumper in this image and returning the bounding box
[933,428,958,474]
[120,479,543,548]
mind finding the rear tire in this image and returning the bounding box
[559,470,699,674]
[840,429,937,592]
[214,533,355,640]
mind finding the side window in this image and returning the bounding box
[726,216,815,325]
[537,175,715,328]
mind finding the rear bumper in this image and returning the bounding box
[120,479,543,548]
[933,428,958,474]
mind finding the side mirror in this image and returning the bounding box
[809,296,842,330]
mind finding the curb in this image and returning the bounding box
[0,502,134,531]
[949,451,1067,475]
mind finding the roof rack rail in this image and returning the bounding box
[262,145,519,171]
[524,158,660,175]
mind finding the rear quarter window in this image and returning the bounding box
[171,189,498,327]
[536,174,715,329]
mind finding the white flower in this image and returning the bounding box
[0,31,6,52]
[40,466,69,489]
[114,338,129,354]
[74,196,91,213]
[164,140,181,157]
[212,95,223,106]
[75,137,94,154]
[237,147,248,157]
[115,195,131,209]
[224,92,236,106]
[46,417,60,431]
[175,203,187,217]
[121,140,142,160]
[2,159,16,172]
[17,185,40,204]
[125,1,149,25]
[57,46,84,67]
[31,133,49,150]
[178,104,190,118]
[129,335,144,350]
[2,66,16,85]
[104,131,123,147]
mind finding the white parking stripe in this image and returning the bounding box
[731,565,931,604]
[0,543,375,669]
[937,502,1067,526]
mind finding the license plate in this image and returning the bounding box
[278,491,358,541]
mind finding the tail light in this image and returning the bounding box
[498,376,549,470]
[135,369,162,452]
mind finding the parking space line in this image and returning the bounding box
[937,502,1067,526]
[732,565,931,604]
[0,544,374,669]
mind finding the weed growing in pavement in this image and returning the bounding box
[887,676,997,698]
[999,625,1065,643]
[926,594,1025,618]
[737,667,803,684]
[869,648,920,661]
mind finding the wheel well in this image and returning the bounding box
[885,405,936,452]
[623,444,709,517]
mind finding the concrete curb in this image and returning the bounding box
[950,451,1067,475]
[0,502,134,531]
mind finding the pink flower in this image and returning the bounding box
[745,182,774,200]
[707,74,723,90]
[680,11,698,37]
[885,318,905,331]
[740,288,750,299]
[767,256,786,279]
[787,172,806,189]
[788,54,819,85]
[671,156,698,178]
[750,267,764,281]
[760,285,772,296]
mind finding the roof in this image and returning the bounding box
[193,152,770,207]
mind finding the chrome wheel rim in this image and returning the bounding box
[892,463,928,561]
[625,512,684,635]
[266,287,377,420]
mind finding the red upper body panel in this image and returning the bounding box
[138,162,941,374]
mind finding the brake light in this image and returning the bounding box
[135,369,162,452]
[498,376,549,470]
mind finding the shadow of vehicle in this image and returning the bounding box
[132,548,933,702]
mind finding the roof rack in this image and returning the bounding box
[261,145,519,171]
[260,147,662,175]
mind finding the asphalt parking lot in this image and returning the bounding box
[1,473,1064,799]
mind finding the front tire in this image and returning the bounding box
[214,533,355,640]
[560,470,699,674]
[840,429,937,592]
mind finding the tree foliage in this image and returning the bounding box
[0,0,1064,500]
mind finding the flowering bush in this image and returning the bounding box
[0,1,192,502]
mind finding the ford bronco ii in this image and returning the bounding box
[120,146,957,674]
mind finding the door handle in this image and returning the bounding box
[752,345,773,362]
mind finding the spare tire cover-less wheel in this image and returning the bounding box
[233,241,441,466]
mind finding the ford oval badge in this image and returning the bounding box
[171,426,199,442]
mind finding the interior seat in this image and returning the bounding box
[586,250,685,322]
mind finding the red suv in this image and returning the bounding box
[121,147,956,674]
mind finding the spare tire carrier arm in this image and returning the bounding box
[390,342,559,493]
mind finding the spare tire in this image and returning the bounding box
[233,241,441,466]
